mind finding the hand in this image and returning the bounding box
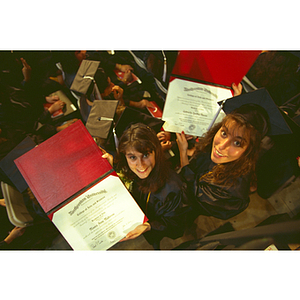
[4,227,26,244]
[0,198,5,207]
[48,100,65,114]
[122,69,133,84]
[117,64,133,72]
[132,99,154,110]
[176,131,189,153]
[112,86,124,100]
[20,58,31,82]
[176,131,190,168]
[231,82,243,96]
[56,119,78,132]
[45,95,60,104]
[101,150,114,167]
[157,131,171,143]
[161,140,172,151]
[119,222,151,242]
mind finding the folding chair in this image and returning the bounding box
[1,182,34,227]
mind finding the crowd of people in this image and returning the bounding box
[0,50,299,250]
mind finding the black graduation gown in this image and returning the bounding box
[131,170,191,245]
[180,151,251,220]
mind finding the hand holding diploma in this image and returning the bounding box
[231,82,243,96]
[176,131,191,168]
[100,147,114,167]
[162,78,232,136]
[120,222,151,241]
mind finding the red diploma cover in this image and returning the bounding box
[15,120,111,214]
[171,50,261,87]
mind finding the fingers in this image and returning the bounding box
[161,140,172,151]
[112,86,123,99]
[185,134,194,141]
[20,57,30,69]
[176,131,186,141]
[98,146,106,155]
[146,100,154,108]
[56,100,65,108]
[231,82,243,96]
[46,95,60,103]
[102,152,113,166]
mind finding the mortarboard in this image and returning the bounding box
[114,107,164,139]
[85,100,119,139]
[70,60,100,95]
[218,88,292,136]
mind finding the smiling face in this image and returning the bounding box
[125,147,156,179]
[211,119,250,164]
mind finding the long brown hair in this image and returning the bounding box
[115,123,171,193]
[194,113,263,187]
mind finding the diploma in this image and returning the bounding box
[162,78,233,136]
[52,175,146,250]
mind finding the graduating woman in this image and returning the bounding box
[176,102,271,220]
[102,123,191,249]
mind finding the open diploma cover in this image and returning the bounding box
[52,175,146,250]
[15,120,146,250]
[162,50,261,136]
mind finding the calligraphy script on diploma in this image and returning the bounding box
[162,78,232,136]
[52,175,145,250]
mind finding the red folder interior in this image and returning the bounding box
[171,50,261,87]
[15,120,112,213]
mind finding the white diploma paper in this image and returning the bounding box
[52,175,145,250]
[162,78,233,136]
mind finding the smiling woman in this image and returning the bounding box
[102,123,191,249]
[176,103,270,220]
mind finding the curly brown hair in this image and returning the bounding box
[115,123,171,193]
[194,112,263,187]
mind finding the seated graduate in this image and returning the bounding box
[1,57,78,141]
[102,123,191,248]
[92,67,154,112]
[175,88,290,221]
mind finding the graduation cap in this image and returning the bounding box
[70,60,101,95]
[85,99,119,139]
[114,107,164,139]
[218,88,292,136]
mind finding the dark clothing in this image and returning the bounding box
[180,151,250,220]
[0,240,9,249]
[130,170,191,245]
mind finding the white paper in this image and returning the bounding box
[162,78,233,137]
[52,175,145,250]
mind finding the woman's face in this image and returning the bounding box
[211,120,250,164]
[125,147,155,179]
